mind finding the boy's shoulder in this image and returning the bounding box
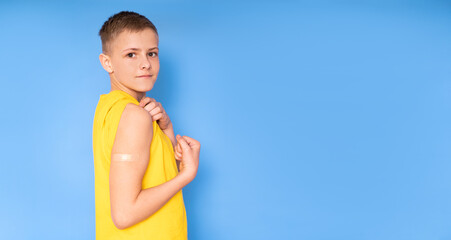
[95,90,149,129]
[106,94,150,124]
[121,102,152,123]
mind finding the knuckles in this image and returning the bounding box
[143,103,164,114]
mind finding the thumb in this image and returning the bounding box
[175,142,182,154]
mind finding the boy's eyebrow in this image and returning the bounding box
[122,47,159,52]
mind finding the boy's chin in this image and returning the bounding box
[134,84,154,93]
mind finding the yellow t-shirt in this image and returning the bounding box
[92,90,187,240]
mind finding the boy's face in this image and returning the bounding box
[104,28,160,93]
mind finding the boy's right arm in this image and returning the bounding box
[109,103,190,230]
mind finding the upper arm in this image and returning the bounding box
[109,103,153,229]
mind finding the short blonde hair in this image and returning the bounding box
[98,11,158,54]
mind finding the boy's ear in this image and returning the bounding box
[99,53,114,73]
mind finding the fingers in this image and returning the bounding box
[140,97,157,108]
[149,106,162,116]
[139,97,154,107]
[152,113,163,121]
[143,102,158,112]
[140,99,166,121]
[138,97,148,107]
[176,135,192,152]
[181,136,200,148]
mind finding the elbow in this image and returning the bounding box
[111,209,133,230]
[112,219,128,230]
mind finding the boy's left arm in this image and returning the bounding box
[161,122,176,150]
[138,97,176,150]
[158,121,181,172]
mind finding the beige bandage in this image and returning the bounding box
[111,153,142,162]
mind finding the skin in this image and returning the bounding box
[98,28,200,230]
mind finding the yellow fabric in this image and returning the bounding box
[92,90,187,240]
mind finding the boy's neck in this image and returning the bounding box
[110,83,145,102]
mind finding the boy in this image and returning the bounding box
[92,11,200,240]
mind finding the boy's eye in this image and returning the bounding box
[148,52,158,57]
[126,53,135,58]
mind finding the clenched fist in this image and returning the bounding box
[175,134,200,183]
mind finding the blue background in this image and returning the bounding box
[1,0,451,239]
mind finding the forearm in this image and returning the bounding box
[164,123,179,173]
[162,122,176,150]
[122,174,189,228]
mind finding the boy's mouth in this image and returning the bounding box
[137,75,152,78]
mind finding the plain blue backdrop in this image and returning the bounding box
[1,0,451,239]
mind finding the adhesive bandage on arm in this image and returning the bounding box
[111,153,144,162]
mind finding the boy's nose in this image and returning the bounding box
[140,58,151,70]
